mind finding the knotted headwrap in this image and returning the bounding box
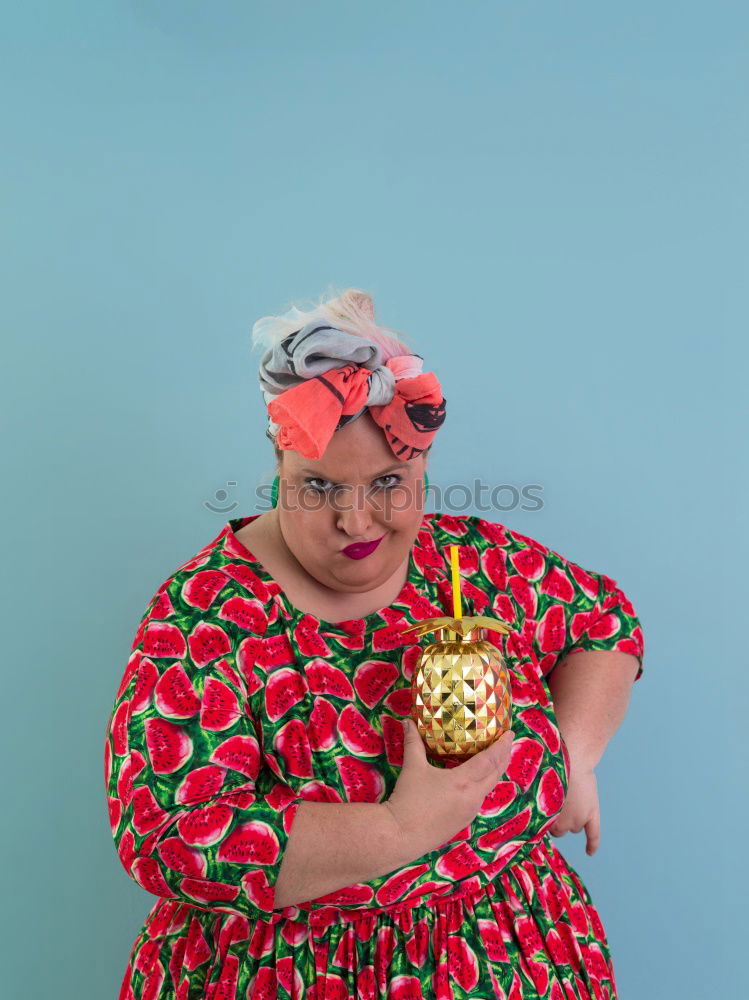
[258,321,446,460]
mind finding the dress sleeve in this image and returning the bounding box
[523,541,645,681]
[103,585,303,922]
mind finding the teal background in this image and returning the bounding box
[3,2,746,997]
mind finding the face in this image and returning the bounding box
[275,411,428,595]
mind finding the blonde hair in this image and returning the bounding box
[250,287,414,364]
[250,287,431,464]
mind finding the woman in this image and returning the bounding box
[105,288,644,1000]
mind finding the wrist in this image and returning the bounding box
[380,801,420,866]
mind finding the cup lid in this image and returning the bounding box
[400,615,514,639]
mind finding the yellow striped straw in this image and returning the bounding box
[450,545,462,638]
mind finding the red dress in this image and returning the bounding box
[104,511,644,999]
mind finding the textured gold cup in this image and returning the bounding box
[400,616,514,762]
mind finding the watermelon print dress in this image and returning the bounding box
[104,511,644,1000]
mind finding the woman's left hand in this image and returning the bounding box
[549,759,600,856]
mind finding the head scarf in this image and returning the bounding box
[258,321,446,460]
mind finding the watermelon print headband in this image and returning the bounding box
[257,320,447,461]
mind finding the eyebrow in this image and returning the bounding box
[299,462,411,481]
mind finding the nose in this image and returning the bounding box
[334,485,377,538]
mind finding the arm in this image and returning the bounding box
[547,649,640,768]
[106,632,305,920]
[523,537,645,766]
[500,529,645,763]
[469,515,645,684]
[530,558,645,684]
[105,588,419,919]
[273,801,412,908]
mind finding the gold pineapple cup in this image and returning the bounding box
[400,615,514,762]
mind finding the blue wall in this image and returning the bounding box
[3,2,746,996]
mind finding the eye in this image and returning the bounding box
[303,477,332,494]
[374,474,403,490]
[303,475,403,494]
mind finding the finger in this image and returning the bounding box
[402,718,425,763]
[465,731,515,783]
[491,730,515,773]
[585,808,601,856]
[467,751,500,783]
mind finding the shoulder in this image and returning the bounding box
[428,511,551,556]
[129,521,276,652]
[428,512,601,592]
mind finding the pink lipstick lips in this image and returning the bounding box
[341,535,385,559]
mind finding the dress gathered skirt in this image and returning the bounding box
[104,511,644,1000]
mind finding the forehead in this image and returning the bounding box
[297,459,412,479]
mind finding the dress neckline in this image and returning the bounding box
[223,512,430,632]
